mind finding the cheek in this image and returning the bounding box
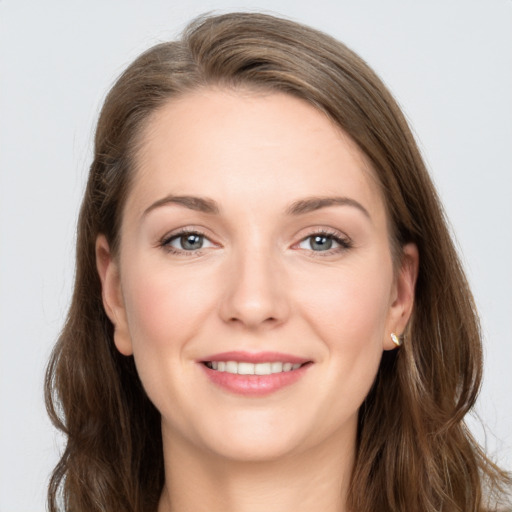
[121,260,218,354]
[296,258,393,344]
[295,258,392,409]
[119,260,222,428]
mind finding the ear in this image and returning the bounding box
[383,243,419,351]
[95,234,133,356]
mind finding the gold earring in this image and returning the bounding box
[391,332,402,347]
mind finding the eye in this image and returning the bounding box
[162,231,215,253]
[297,232,351,252]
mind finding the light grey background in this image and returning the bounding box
[1,1,511,511]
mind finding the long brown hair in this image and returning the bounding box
[45,12,511,512]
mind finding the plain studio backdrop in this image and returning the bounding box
[0,1,511,510]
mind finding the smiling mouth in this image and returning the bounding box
[203,361,305,375]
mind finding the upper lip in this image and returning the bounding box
[200,351,311,365]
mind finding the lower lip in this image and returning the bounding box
[200,363,311,396]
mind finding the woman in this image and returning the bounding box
[45,12,511,512]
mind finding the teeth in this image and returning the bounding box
[225,361,238,373]
[238,362,255,375]
[271,362,283,373]
[206,361,303,375]
[255,363,272,375]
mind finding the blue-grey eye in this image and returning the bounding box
[298,234,343,251]
[181,233,203,250]
[167,232,214,251]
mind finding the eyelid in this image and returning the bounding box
[167,233,215,249]
[159,226,219,255]
[293,227,353,254]
[160,226,207,243]
[157,225,352,256]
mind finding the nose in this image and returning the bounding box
[219,246,290,330]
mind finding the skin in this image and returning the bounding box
[96,88,418,512]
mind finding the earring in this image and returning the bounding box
[390,332,402,347]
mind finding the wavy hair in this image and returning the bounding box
[45,12,511,512]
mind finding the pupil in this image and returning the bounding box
[182,234,202,250]
[311,235,332,251]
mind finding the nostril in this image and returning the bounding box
[228,315,278,324]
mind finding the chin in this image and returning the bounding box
[188,406,350,464]
[205,429,306,463]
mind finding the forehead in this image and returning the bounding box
[127,88,387,224]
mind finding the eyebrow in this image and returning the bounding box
[286,196,371,219]
[143,195,220,216]
[143,194,370,219]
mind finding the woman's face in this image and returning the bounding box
[97,88,417,462]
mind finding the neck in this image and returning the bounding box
[157,428,355,512]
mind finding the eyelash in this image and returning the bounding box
[296,229,353,257]
[159,228,352,256]
[160,228,212,256]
